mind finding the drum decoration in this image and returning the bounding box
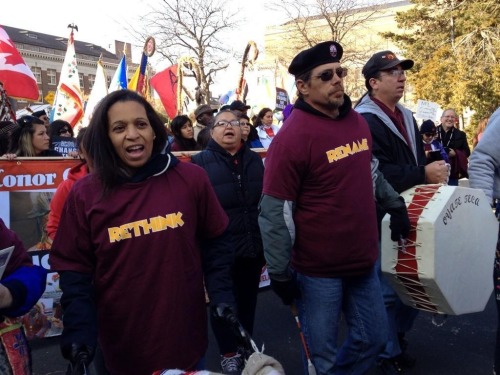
[381,184,498,315]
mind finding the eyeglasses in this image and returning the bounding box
[239,121,250,126]
[381,69,405,78]
[59,128,71,135]
[423,132,436,137]
[213,120,240,128]
[313,68,348,82]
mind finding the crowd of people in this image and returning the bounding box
[0,38,498,375]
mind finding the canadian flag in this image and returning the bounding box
[0,26,39,100]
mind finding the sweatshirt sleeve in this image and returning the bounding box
[0,219,47,317]
[258,194,295,279]
[469,109,500,201]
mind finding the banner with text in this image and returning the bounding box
[0,158,79,339]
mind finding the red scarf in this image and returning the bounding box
[263,126,275,138]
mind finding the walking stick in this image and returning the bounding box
[291,303,317,375]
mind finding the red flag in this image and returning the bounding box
[0,26,39,100]
[150,65,178,119]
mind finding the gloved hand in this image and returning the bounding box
[62,343,94,375]
[388,197,411,241]
[212,303,238,326]
[212,303,253,355]
[270,276,300,306]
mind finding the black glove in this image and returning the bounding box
[62,343,94,375]
[270,277,300,306]
[212,303,252,355]
[388,197,411,241]
[212,303,238,325]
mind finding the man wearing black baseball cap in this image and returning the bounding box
[229,100,250,116]
[355,51,450,374]
[259,42,411,374]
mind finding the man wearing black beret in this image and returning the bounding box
[258,42,411,374]
[355,51,450,374]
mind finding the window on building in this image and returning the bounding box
[32,67,42,83]
[79,73,84,90]
[88,74,96,91]
[47,69,57,85]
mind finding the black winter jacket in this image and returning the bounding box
[360,112,427,194]
[192,140,264,258]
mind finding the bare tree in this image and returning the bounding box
[138,0,240,104]
[265,0,384,99]
[268,0,381,62]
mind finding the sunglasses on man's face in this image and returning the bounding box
[423,132,436,137]
[314,68,348,82]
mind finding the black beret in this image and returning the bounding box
[362,50,414,79]
[288,41,343,77]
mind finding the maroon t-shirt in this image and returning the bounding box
[0,219,32,276]
[50,162,228,374]
[263,108,379,277]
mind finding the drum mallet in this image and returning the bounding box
[291,303,317,375]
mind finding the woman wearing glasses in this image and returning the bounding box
[2,115,62,159]
[192,110,265,375]
[239,114,263,148]
[419,120,449,164]
[49,120,74,139]
[48,120,77,157]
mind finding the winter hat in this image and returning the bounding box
[194,104,216,119]
[420,120,437,134]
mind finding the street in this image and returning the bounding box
[31,287,496,375]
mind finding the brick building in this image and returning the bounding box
[2,25,137,112]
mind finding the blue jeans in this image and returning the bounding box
[296,266,387,375]
[375,248,419,359]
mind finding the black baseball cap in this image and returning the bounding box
[229,100,250,111]
[362,50,414,79]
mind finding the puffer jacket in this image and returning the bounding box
[192,140,264,258]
